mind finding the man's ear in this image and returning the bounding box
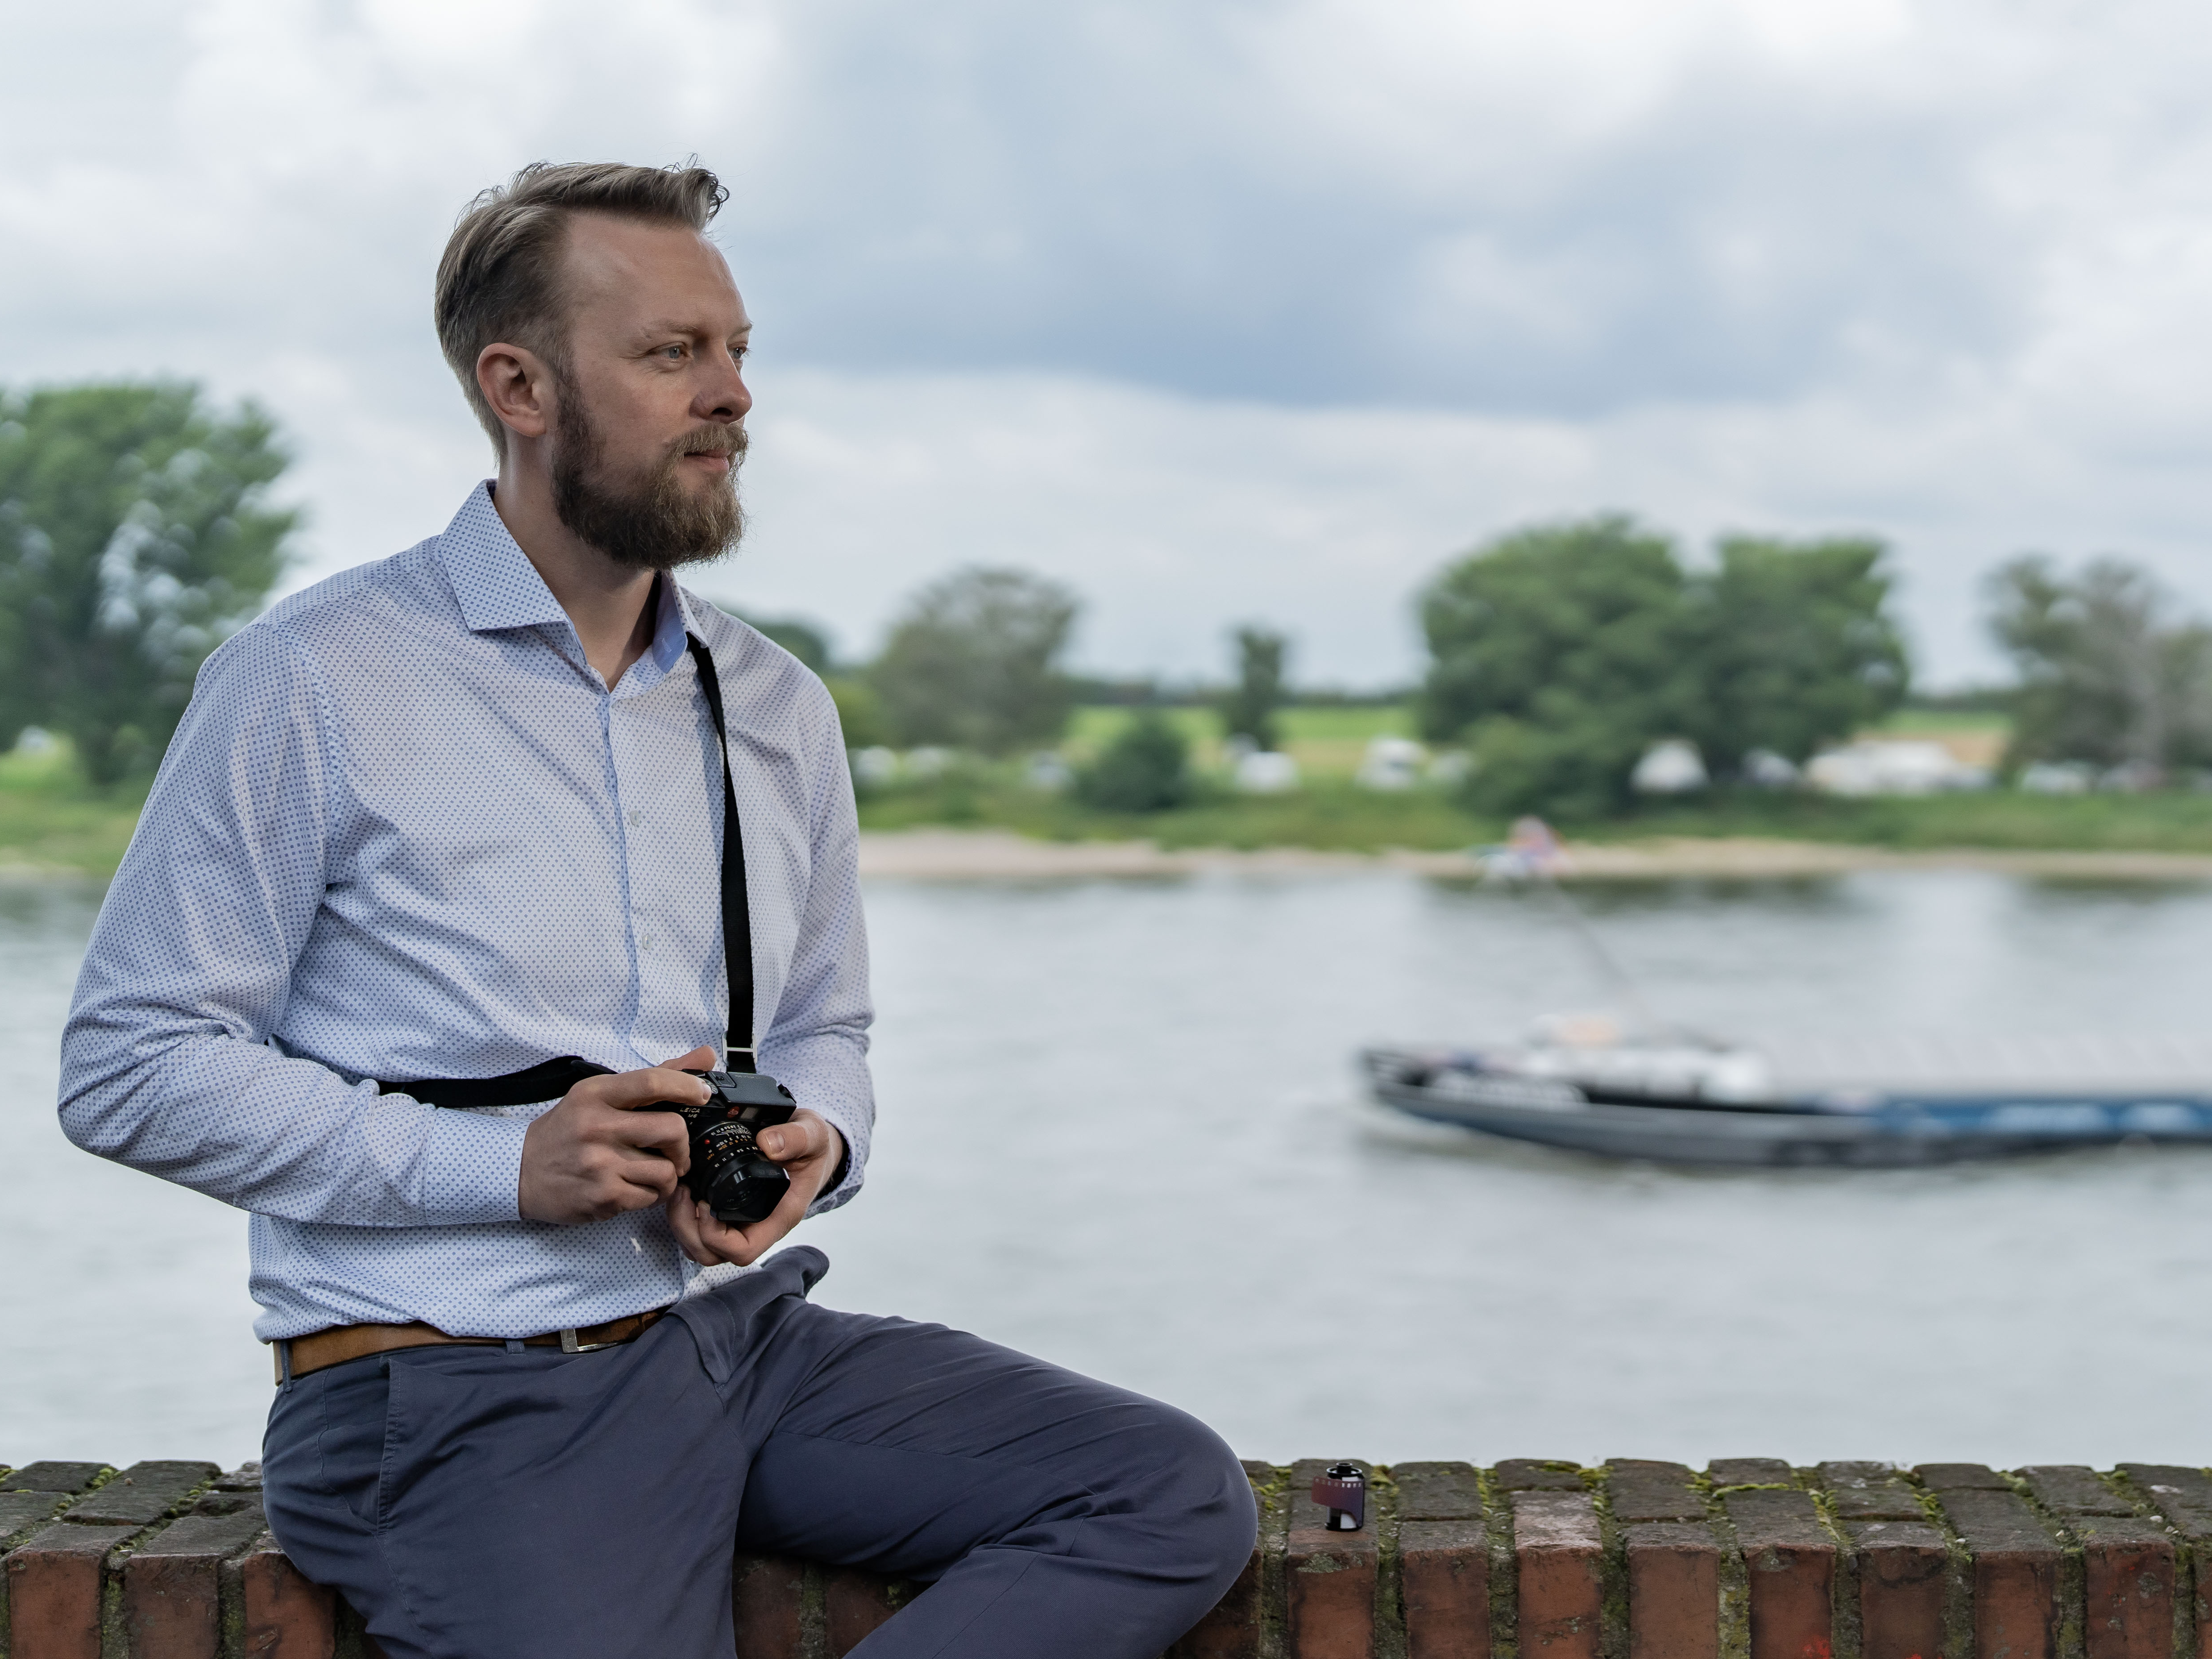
[477,341,555,440]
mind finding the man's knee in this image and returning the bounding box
[1113,1405,1258,1594]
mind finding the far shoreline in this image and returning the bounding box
[11,830,2212,887]
[856,828,2212,882]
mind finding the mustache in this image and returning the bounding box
[674,424,748,461]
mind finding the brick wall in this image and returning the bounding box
[7,1455,2211,1657]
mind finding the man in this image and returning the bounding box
[58,161,1253,1658]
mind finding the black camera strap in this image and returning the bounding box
[380,625,755,1107]
[684,629,757,1073]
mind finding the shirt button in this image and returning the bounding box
[627,809,642,828]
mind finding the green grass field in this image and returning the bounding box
[860,701,2212,855]
[1065,704,1414,780]
[20,702,2212,879]
[858,773,1489,851]
[859,771,2212,855]
[0,745,149,876]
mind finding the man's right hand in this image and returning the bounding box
[517,1059,711,1224]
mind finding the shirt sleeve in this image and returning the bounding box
[56,623,528,1228]
[757,678,875,1214]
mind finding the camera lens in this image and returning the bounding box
[693,1119,789,1223]
[705,1154,789,1223]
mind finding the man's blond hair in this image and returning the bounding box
[435,161,727,452]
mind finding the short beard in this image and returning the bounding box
[550,373,746,571]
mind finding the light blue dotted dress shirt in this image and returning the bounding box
[58,484,874,1341]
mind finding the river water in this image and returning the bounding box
[5,868,2211,1472]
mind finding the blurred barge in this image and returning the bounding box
[1361,1028,2212,1167]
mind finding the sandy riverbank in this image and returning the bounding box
[857,829,2212,881]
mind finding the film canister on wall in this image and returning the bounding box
[1310,1461,1366,1531]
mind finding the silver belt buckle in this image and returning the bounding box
[558,1327,615,1354]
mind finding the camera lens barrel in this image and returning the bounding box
[664,1068,799,1225]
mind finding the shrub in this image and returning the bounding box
[1077,711,1191,812]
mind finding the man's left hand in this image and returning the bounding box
[665,1105,845,1268]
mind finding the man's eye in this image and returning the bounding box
[663,345,685,360]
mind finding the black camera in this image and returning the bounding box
[652,1069,798,1224]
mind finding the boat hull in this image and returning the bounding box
[1362,1049,2212,1168]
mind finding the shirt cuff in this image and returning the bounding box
[417,1106,532,1224]
[804,1099,867,1215]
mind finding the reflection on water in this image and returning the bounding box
[5,869,2211,1468]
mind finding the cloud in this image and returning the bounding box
[709,357,2211,686]
[2,0,2210,685]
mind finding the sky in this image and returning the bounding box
[4,0,2209,687]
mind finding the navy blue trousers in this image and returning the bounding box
[261,1248,1255,1658]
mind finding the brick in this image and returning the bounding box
[191,1485,266,1518]
[3,1461,109,1493]
[2015,1466,2133,1518]
[1511,1489,1602,1659]
[730,1553,805,1655]
[125,1508,273,1659]
[825,1564,921,1653]
[1402,1518,1489,1659]
[1934,1489,2059,1659]
[1723,1489,1834,1659]
[1609,1460,1706,1523]
[1710,1460,1797,1488]
[0,1488,73,1544]
[1818,1463,1926,1522]
[215,1460,266,1492]
[2070,1516,2173,1659]
[1393,1465,1488,1659]
[61,1457,218,1526]
[2116,1463,2212,1513]
[1395,1462,1484,1522]
[1287,1459,1377,1659]
[1850,1519,1948,1659]
[1172,1462,1288,1659]
[6,1519,142,1659]
[2113,1467,2212,1659]
[225,1530,340,1659]
[1625,1520,1719,1659]
[1916,1464,2012,1492]
[1495,1460,1586,1491]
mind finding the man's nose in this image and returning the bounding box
[695,348,751,424]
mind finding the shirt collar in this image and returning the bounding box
[438,481,706,686]
[648,569,697,675]
[437,482,573,635]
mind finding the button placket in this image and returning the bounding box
[606,697,650,1036]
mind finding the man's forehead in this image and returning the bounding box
[562,214,746,324]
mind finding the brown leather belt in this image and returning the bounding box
[274,1307,668,1383]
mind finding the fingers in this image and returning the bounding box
[597,1099,689,1170]
[591,1065,712,1112]
[669,1149,819,1267]
[659,1044,721,1072]
[518,1070,700,1225]
[688,1190,797,1267]
[664,1189,718,1265]
[518,1064,841,1236]
[757,1110,841,1170]
[523,1105,673,1224]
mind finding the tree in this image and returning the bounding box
[724,609,833,675]
[867,567,1080,754]
[0,383,295,783]
[1686,534,1908,774]
[1988,556,2212,772]
[1077,709,1191,812]
[1220,626,1288,751]
[1415,515,1696,818]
